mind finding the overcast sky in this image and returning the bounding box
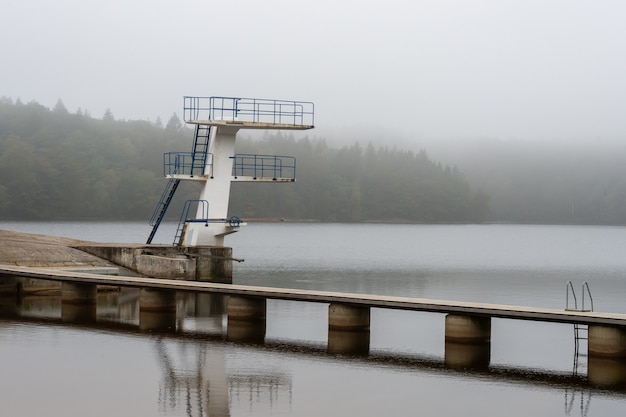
[2,0,625,143]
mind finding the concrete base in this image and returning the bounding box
[328,329,370,355]
[445,341,491,369]
[328,303,370,331]
[136,254,195,280]
[445,314,491,344]
[588,325,626,358]
[75,245,234,283]
[188,247,233,283]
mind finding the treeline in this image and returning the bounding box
[231,137,489,222]
[0,98,487,222]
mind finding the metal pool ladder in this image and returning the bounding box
[565,281,594,375]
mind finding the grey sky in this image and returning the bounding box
[1,0,625,142]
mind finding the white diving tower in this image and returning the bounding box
[147,96,314,246]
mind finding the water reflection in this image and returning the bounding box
[1,290,626,417]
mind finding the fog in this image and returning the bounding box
[2,0,626,144]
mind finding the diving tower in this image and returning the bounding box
[147,96,314,246]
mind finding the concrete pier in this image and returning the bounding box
[61,282,97,304]
[61,282,97,323]
[588,325,626,358]
[328,303,370,331]
[588,356,626,387]
[328,329,370,355]
[444,314,491,344]
[226,296,266,343]
[139,289,177,331]
[444,341,491,369]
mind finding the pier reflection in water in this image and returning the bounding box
[1,289,626,417]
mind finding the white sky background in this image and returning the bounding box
[1,0,625,143]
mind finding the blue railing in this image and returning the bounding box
[232,154,296,180]
[183,96,314,127]
[164,152,213,177]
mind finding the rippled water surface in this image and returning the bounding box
[2,222,626,416]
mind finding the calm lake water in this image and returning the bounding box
[1,221,626,416]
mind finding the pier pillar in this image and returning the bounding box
[444,315,491,368]
[61,282,97,323]
[444,314,491,344]
[226,296,266,343]
[327,303,370,355]
[328,303,370,331]
[588,357,626,387]
[0,275,19,296]
[588,325,626,358]
[139,288,177,331]
[328,329,370,355]
[444,341,491,369]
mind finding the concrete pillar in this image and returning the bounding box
[588,356,626,387]
[227,296,266,320]
[0,275,19,296]
[444,341,491,369]
[61,282,97,304]
[588,325,626,358]
[61,282,97,323]
[139,288,177,332]
[226,296,266,343]
[328,303,370,331]
[444,314,491,344]
[328,329,370,355]
[189,247,233,283]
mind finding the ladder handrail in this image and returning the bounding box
[582,282,594,312]
[565,281,578,311]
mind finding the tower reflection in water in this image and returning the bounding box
[155,293,292,417]
[0,290,293,417]
[3,286,626,417]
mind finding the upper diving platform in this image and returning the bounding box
[183,96,315,130]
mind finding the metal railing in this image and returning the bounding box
[183,96,314,127]
[164,152,213,177]
[232,154,296,180]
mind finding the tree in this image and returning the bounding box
[165,113,182,132]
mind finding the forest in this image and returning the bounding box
[2,97,626,225]
[0,98,487,223]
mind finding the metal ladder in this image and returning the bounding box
[146,178,181,244]
[173,200,209,246]
[146,125,212,244]
[565,281,594,375]
[190,125,211,176]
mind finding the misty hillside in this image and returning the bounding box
[428,138,626,224]
[3,98,626,225]
[0,98,487,223]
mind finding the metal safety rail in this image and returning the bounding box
[232,154,296,180]
[183,96,315,127]
[173,200,209,245]
[164,152,214,177]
